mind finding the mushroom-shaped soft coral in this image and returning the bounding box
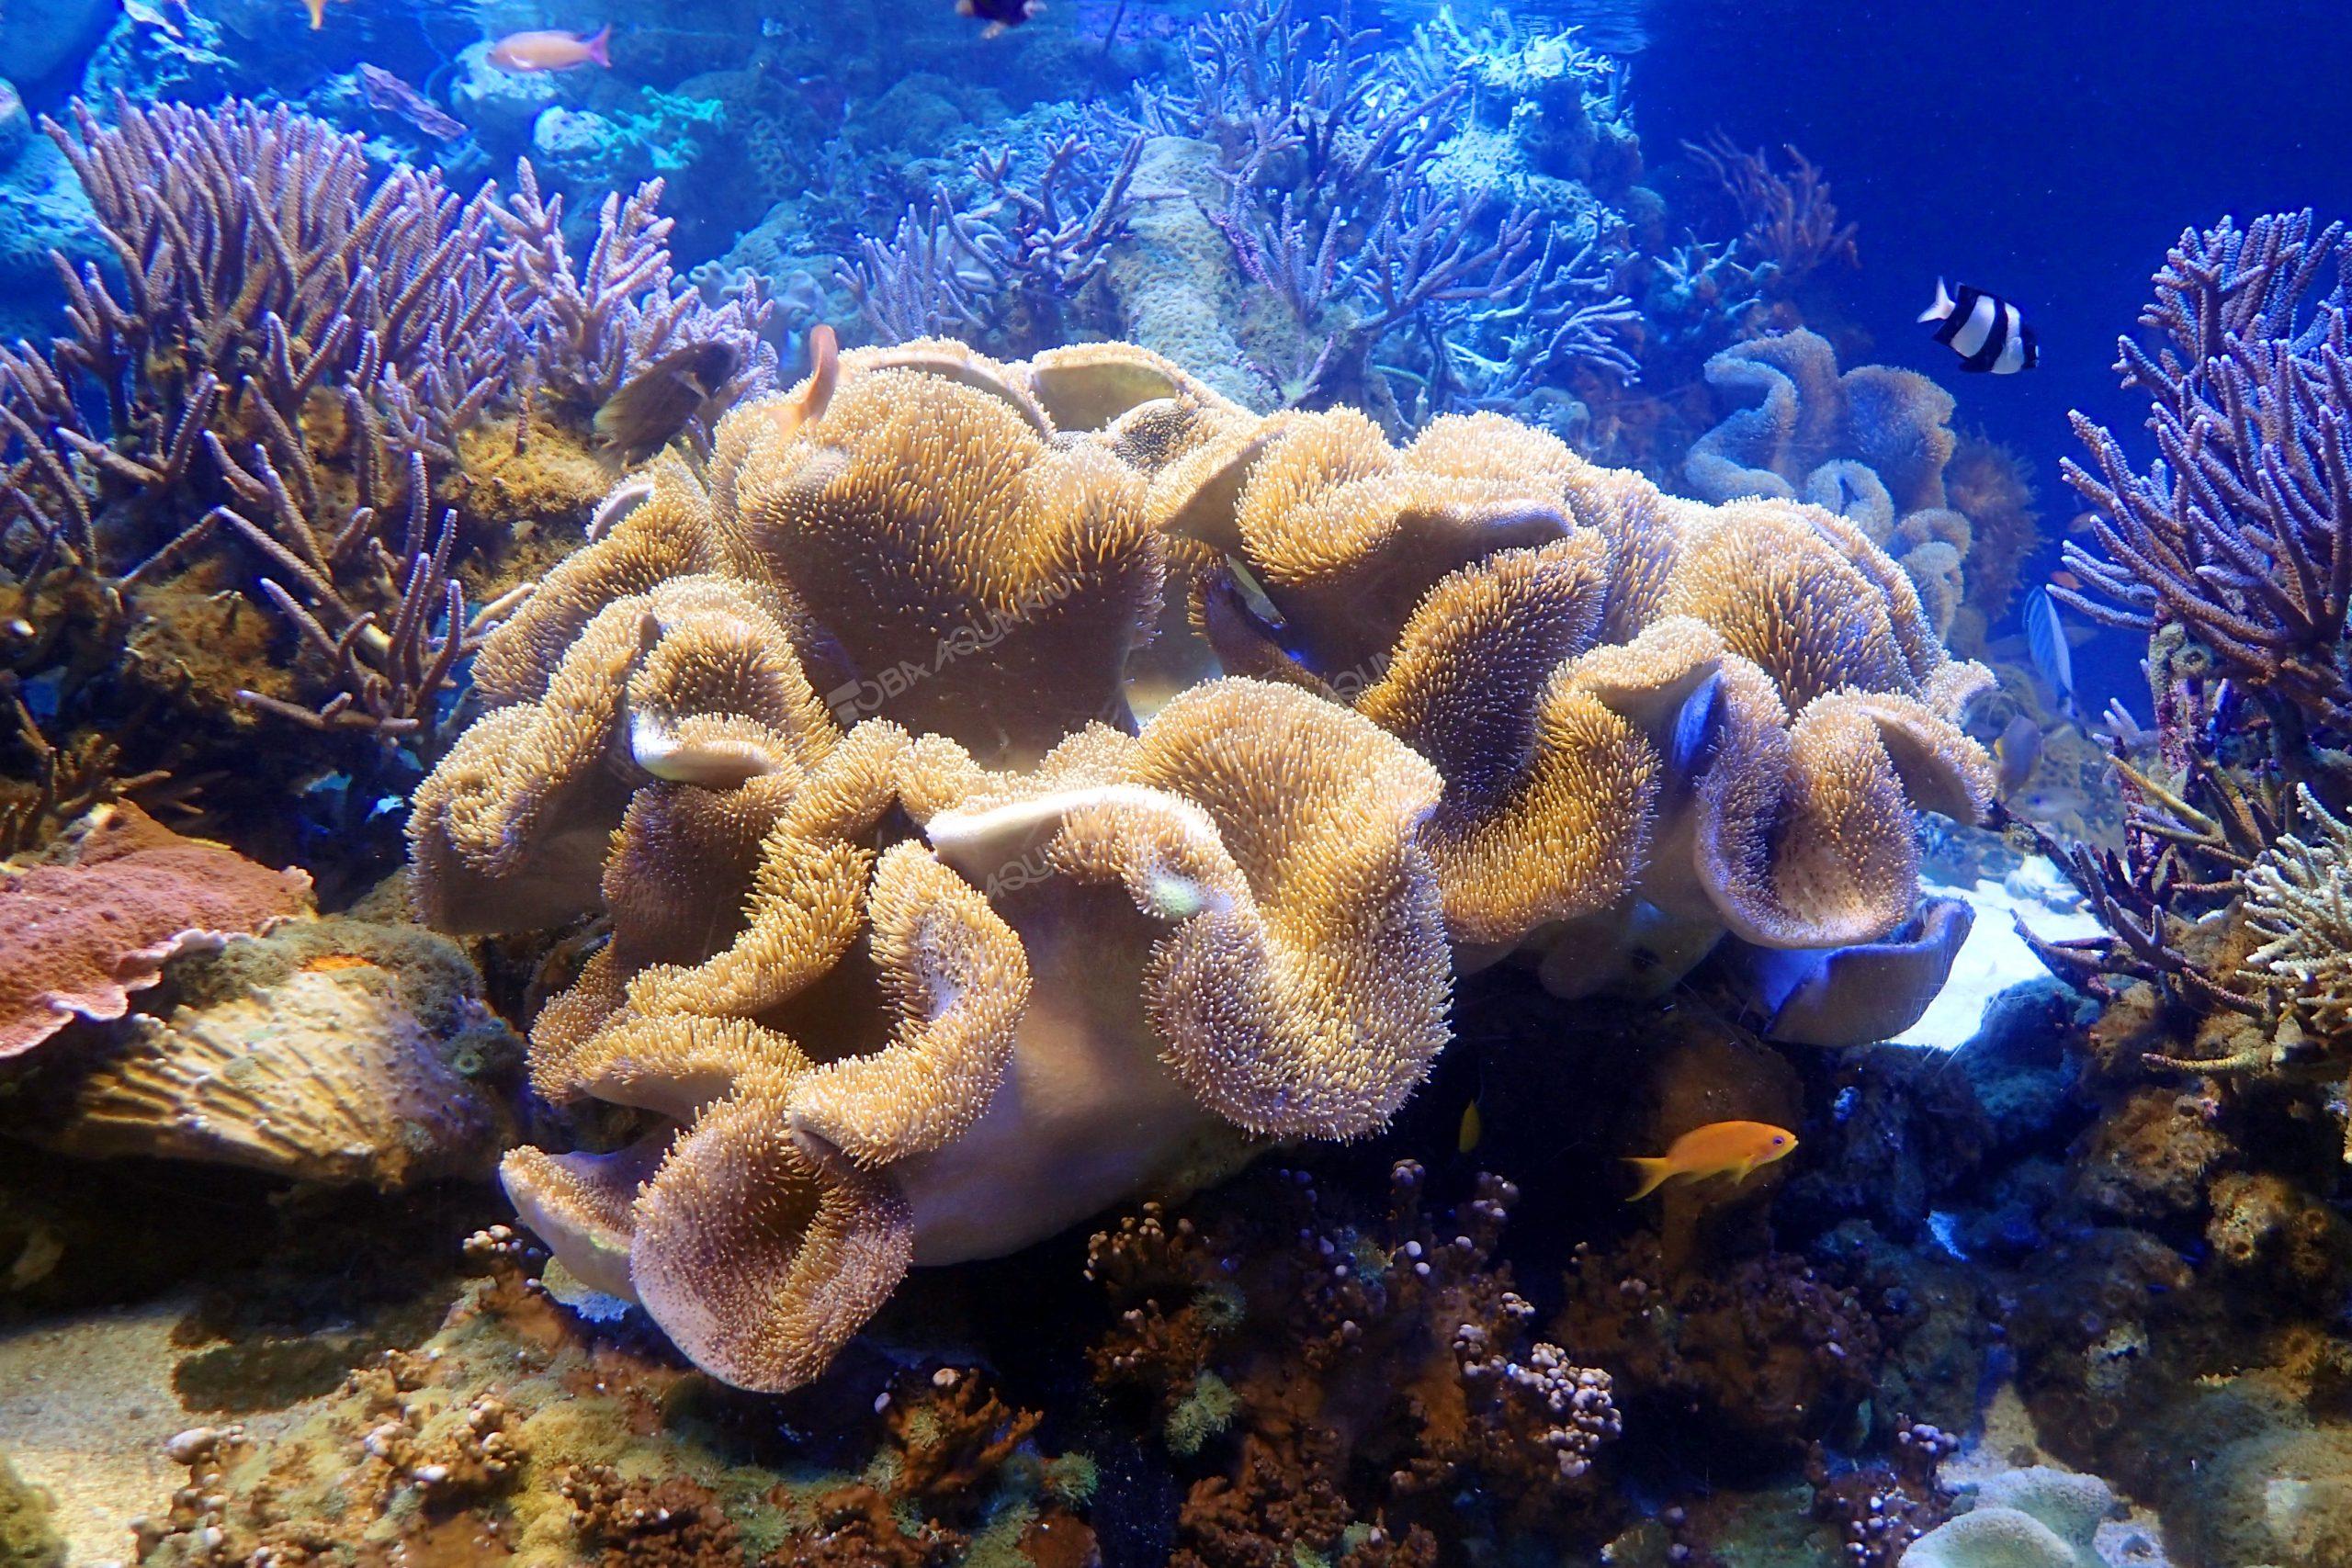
[1156,408,1576,684]
[1681,665,1975,951]
[890,678,1453,1224]
[491,677,1451,1393]
[1684,329,1958,520]
[1351,536,1660,948]
[615,843,1026,1392]
[1721,893,1976,1046]
[525,718,912,1106]
[725,344,1164,763]
[1683,329,1974,636]
[1661,497,1935,710]
[1020,340,1227,433]
[469,458,776,710]
[1160,401,1992,998]
[408,574,834,934]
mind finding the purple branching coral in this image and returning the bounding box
[842,196,1000,344]
[2026,211,2352,1152]
[841,0,1643,426]
[2055,210,2352,731]
[1144,0,1462,211]
[0,96,768,759]
[842,131,1148,353]
[1683,132,1860,298]
[495,162,776,417]
[1148,0,1641,424]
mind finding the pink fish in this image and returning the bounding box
[488,25,611,73]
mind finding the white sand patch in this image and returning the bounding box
[0,1296,322,1565]
[1894,859,2107,1052]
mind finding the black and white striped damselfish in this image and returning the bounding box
[1918,279,2039,374]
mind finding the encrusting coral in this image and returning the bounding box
[0,801,311,1059]
[1899,1465,2113,1568]
[20,914,518,1188]
[412,333,1994,1393]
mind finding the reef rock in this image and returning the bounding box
[447,40,559,152]
[0,0,113,90]
[27,917,516,1189]
[1900,1466,2112,1568]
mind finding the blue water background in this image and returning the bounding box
[1640,0,2352,713]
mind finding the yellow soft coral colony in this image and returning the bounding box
[412,338,1993,1392]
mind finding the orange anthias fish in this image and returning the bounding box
[770,323,839,443]
[303,0,346,28]
[1624,1121,1799,1201]
[488,25,612,73]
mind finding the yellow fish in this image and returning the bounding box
[1624,1120,1798,1201]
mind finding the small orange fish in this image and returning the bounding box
[488,24,611,73]
[303,0,344,28]
[770,323,839,443]
[1624,1120,1798,1201]
[2050,569,2084,592]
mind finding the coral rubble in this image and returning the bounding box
[130,1235,1091,1568]
[1086,1161,1618,1560]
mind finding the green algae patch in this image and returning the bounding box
[0,1455,64,1568]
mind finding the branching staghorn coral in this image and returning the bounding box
[2028,211,2352,1155]
[2056,210,2352,732]
[493,161,776,418]
[1148,0,1641,425]
[2245,786,2352,1035]
[0,96,769,784]
[1683,133,1860,297]
[1145,0,1462,211]
[842,130,1150,355]
[843,0,1643,428]
[1618,140,1860,425]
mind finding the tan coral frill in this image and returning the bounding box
[1143,394,1996,989]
